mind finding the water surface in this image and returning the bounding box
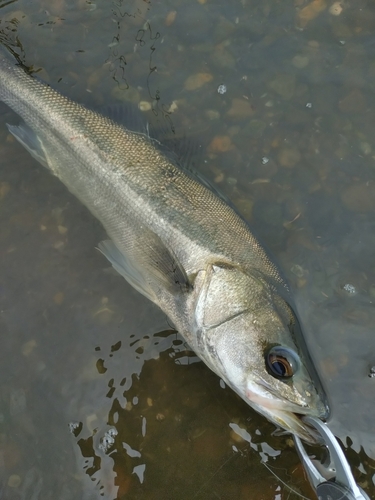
[0,0,375,498]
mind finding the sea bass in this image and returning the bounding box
[0,51,328,442]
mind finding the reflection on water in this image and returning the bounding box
[0,0,375,498]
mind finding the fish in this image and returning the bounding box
[0,49,329,443]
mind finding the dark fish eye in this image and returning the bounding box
[265,346,299,379]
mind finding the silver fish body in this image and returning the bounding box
[0,52,328,442]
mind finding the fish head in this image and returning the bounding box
[194,263,329,443]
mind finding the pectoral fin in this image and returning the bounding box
[98,230,190,304]
[7,123,48,168]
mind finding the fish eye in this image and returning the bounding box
[265,346,299,379]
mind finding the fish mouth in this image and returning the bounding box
[245,385,328,444]
[261,407,324,444]
[247,397,324,443]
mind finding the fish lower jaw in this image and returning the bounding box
[245,389,322,443]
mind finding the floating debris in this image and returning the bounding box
[99,428,118,453]
[341,283,357,295]
[217,84,227,95]
[68,421,83,437]
[261,156,269,165]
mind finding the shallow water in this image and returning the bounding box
[0,0,375,498]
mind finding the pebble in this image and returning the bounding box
[207,135,234,153]
[226,177,237,186]
[184,72,213,91]
[22,339,37,357]
[138,101,152,112]
[86,413,98,433]
[268,74,296,100]
[112,85,140,104]
[2,443,21,469]
[93,296,114,324]
[339,89,366,113]
[165,10,177,26]
[291,264,307,278]
[236,198,254,219]
[278,147,301,168]
[57,224,68,235]
[242,119,267,138]
[205,109,220,120]
[341,182,375,212]
[329,2,343,15]
[227,98,255,119]
[10,389,26,416]
[321,357,337,377]
[0,181,10,199]
[292,55,309,68]
[53,240,65,250]
[53,292,64,305]
[211,46,236,69]
[8,474,21,488]
[297,0,327,28]
[359,142,371,155]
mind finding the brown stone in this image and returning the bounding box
[339,89,366,113]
